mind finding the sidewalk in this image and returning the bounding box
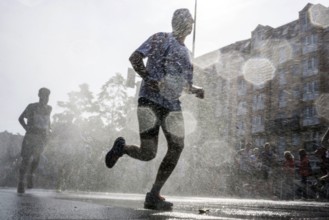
[2,187,329,219]
[0,188,154,220]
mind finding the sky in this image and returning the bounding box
[1,0,329,135]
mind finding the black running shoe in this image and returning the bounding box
[144,192,173,210]
[105,137,125,168]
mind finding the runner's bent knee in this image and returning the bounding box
[139,138,157,161]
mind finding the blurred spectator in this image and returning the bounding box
[282,151,295,200]
[259,143,276,197]
[234,143,253,196]
[250,147,262,197]
[311,129,329,198]
[250,147,262,171]
[314,145,329,176]
[296,149,311,199]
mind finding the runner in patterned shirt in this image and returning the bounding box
[105,8,204,210]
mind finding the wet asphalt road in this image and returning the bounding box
[1,188,329,219]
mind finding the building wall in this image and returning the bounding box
[195,3,329,157]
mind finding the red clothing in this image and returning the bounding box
[283,159,295,176]
[299,156,311,177]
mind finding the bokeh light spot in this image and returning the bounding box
[165,112,185,138]
[315,93,329,120]
[165,111,197,138]
[242,58,275,85]
[159,73,185,101]
[309,4,329,28]
[137,107,157,133]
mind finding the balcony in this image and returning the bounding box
[302,45,318,54]
[252,125,265,133]
[302,117,320,126]
[302,92,319,101]
[303,68,318,77]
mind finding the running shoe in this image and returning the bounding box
[144,192,173,210]
[105,137,125,168]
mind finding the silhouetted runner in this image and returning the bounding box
[17,87,52,193]
[105,8,204,210]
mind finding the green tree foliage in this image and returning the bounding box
[98,73,128,130]
[55,83,99,124]
[0,131,22,187]
[44,73,134,191]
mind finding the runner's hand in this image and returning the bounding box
[195,88,205,99]
[145,79,160,92]
[189,85,204,99]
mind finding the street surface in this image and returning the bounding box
[1,188,329,219]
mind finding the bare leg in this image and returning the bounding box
[151,110,185,195]
[19,156,30,183]
[17,155,30,193]
[27,155,41,188]
[151,135,184,195]
[124,101,160,161]
[125,137,159,161]
[30,155,41,175]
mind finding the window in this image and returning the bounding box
[279,91,287,108]
[252,115,264,133]
[253,83,265,90]
[293,86,300,99]
[279,47,288,63]
[291,64,300,76]
[303,34,318,54]
[305,131,320,141]
[304,106,316,118]
[303,57,318,76]
[253,94,265,110]
[292,43,301,56]
[237,101,247,115]
[301,14,308,30]
[308,58,315,70]
[305,36,309,45]
[311,34,318,44]
[237,79,247,96]
[304,131,321,152]
[292,133,301,146]
[277,136,286,156]
[278,71,286,86]
[304,34,318,45]
[255,136,265,147]
[303,81,319,101]
[303,106,320,126]
[312,131,320,142]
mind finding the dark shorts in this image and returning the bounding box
[137,97,184,139]
[21,133,47,159]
